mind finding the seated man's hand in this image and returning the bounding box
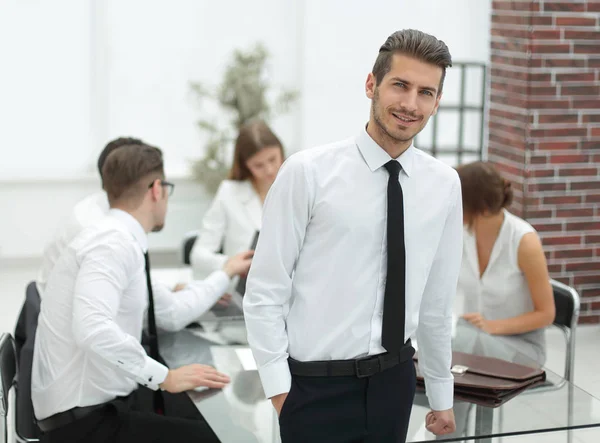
[426,408,456,435]
[173,282,187,292]
[270,392,289,416]
[159,364,230,393]
[214,293,232,308]
[223,250,254,278]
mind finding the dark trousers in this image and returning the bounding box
[279,358,416,443]
[40,387,220,443]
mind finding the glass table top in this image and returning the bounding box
[160,320,600,442]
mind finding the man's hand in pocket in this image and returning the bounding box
[271,392,289,416]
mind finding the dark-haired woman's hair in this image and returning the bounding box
[229,120,284,181]
[456,161,514,219]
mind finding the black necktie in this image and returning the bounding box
[382,160,406,353]
[144,251,165,414]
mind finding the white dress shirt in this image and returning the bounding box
[32,209,230,420]
[243,127,463,411]
[191,180,262,279]
[37,191,109,294]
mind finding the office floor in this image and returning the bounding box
[1,260,599,442]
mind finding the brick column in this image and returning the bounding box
[489,0,600,323]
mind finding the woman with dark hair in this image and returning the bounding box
[456,161,555,364]
[191,120,285,278]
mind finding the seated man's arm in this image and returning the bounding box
[72,241,168,390]
[152,274,229,332]
[153,251,254,332]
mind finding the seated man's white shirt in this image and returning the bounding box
[32,209,230,420]
[37,191,109,294]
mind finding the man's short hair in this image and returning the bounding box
[372,29,453,94]
[102,144,164,207]
[97,137,144,185]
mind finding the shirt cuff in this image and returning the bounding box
[257,359,292,399]
[425,377,454,411]
[215,254,229,271]
[140,356,169,391]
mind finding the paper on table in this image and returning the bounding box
[235,348,258,371]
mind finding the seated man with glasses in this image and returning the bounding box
[32,143,253,442]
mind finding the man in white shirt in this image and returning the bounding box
[32,144,253,442]
[37,137,141,295]
[243,29,462,442]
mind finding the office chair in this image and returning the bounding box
[0,333,17,443]
[531,279,580,392]
[181,231,225,266]
[13,282,41,442]
[181,231,199,265]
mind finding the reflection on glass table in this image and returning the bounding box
[160,320,600,443]
[160,327,276,443]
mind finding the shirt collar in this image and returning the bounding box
[238,180,259,204]
[109,208,149,252]
[356,125,415,177]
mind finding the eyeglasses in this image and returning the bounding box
[148,180,175,196]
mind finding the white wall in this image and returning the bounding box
[0,0,491,261]
[102,0,302,174]
[0,1,94,180]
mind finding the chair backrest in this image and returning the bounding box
[550,279,580,384]
[182,232,199,265]
[13,282,42,441]
[0,334,17,439]
[551,279,580,329]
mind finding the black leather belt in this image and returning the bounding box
[37,404,105,433]
[288,339,414,378]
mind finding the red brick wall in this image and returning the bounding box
[489,0,600,323]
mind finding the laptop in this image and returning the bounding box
[197,231,259,323]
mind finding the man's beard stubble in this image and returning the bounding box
[372,88,421,145]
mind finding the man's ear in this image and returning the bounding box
[149,179,161,201]
[365,73,376,99]
[432,93,442,116]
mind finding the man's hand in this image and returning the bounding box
[270,392,288,416]
[159,364,230,393]
[173,282,187,292]
[214,293,232,307]
[462,312,497,334]
[426,408,456,435]
[223,250,254,278]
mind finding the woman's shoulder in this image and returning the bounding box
[213,180,257,209]
[503,210,540,257]
[216,179,252,196]
[504,210,537,236]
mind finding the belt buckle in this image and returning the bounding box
[355,356,380,378]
